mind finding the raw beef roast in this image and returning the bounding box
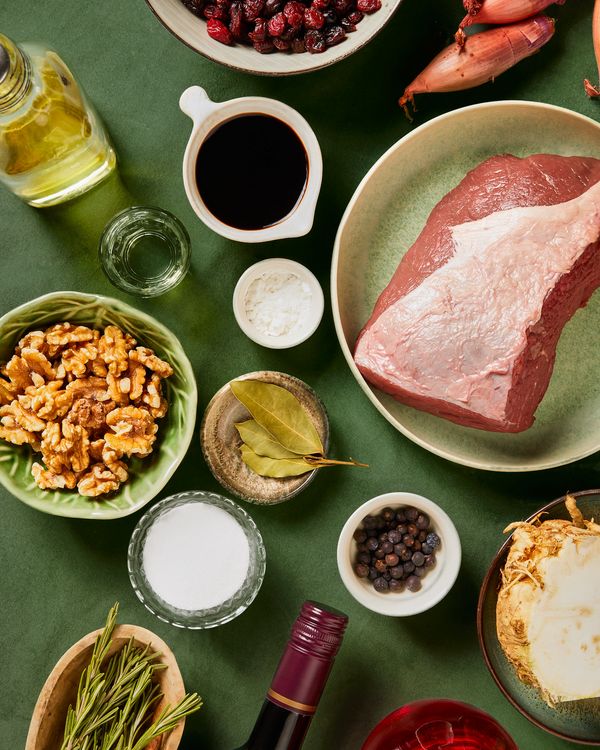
[354,154,600,432]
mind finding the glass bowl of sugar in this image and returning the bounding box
[127,490,266,629]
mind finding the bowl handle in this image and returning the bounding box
[179,86,218,124]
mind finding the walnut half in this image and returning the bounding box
[0,322,173,499]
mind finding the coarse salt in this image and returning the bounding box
[244,271,313,338]
[142,502,250,611]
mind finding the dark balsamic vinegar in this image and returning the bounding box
[195,114,308,230]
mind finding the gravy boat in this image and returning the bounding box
[180,86,322,243]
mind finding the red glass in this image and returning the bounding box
[362,700,518,750]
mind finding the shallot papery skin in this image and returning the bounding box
[464,0,483,13]
[456,0,564,46]
[399,16,555,119]
[584,0,600,97]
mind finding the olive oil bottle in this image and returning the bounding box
[0,33,116,207]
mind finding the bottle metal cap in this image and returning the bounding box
[289,601,348,659]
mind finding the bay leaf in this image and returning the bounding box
[235,419,300,460]
[230,379,324,456]
[240,444,312,478]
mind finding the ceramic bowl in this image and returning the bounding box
[26,622,187,750]
[0,291,197,520]
[478,489,600,746]
[145,0,403,76]
[200,370,329,504]
[337,492,461,616]
[180,86,322,243]
[233,258,324,348]
[332,101,600,472]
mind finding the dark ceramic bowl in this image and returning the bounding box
[477,489,600,745]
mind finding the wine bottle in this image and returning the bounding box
[235,601,348,750]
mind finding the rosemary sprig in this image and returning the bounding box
[60,604,202,750]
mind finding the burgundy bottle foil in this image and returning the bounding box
[267,601,348,716]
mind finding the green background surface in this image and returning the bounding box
[0,1,599,748]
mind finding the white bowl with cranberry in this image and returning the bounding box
[145,0,403,75]
[337,492,461,616]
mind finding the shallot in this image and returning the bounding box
[584,0,600,97]
[399,16,556,119]
[456,0,564,46]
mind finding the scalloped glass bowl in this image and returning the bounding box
[127,491,267,629]
[0,291,197,519]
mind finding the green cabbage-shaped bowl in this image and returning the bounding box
[0,292,197,520]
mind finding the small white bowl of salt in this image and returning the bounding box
[233,258,324,349]
[128,491,266,629]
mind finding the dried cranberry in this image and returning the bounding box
[346,9,363,23]
[322,9,338,23]
[283,0,304,27]
[303,6,325,28]
[249,17,268,40]
[267,10,287,35]
[264,0,282,16]
[304,28,326,52]
[281,25,299,40]
[273,36,291,49]
[312,0,330,8]
[229,1,247,38]
[253,38,275,51]
[243,0,264,20]
[216,0,231,9]
[356,0,380,12]
[183,0,205,17]
[324,23,345,45]
[203,4,228,19]
[206,17,234,42]
[291,36,306,51]
[333,0,352,14]
[340,17,356,31]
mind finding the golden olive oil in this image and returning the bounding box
[0,34,115,207]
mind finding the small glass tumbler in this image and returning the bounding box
[99,206,191,297]
[128,491,267,629]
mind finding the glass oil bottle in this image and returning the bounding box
[0,33,116,207]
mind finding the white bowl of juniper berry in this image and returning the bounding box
[337,492,461,616]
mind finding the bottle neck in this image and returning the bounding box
[266,637,335,716]
[266,601,348,716]
[239,700,312,750]
[0,34,32,114]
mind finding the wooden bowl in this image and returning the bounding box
[26,624,186,750]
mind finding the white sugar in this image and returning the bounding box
[142,503,250,611]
